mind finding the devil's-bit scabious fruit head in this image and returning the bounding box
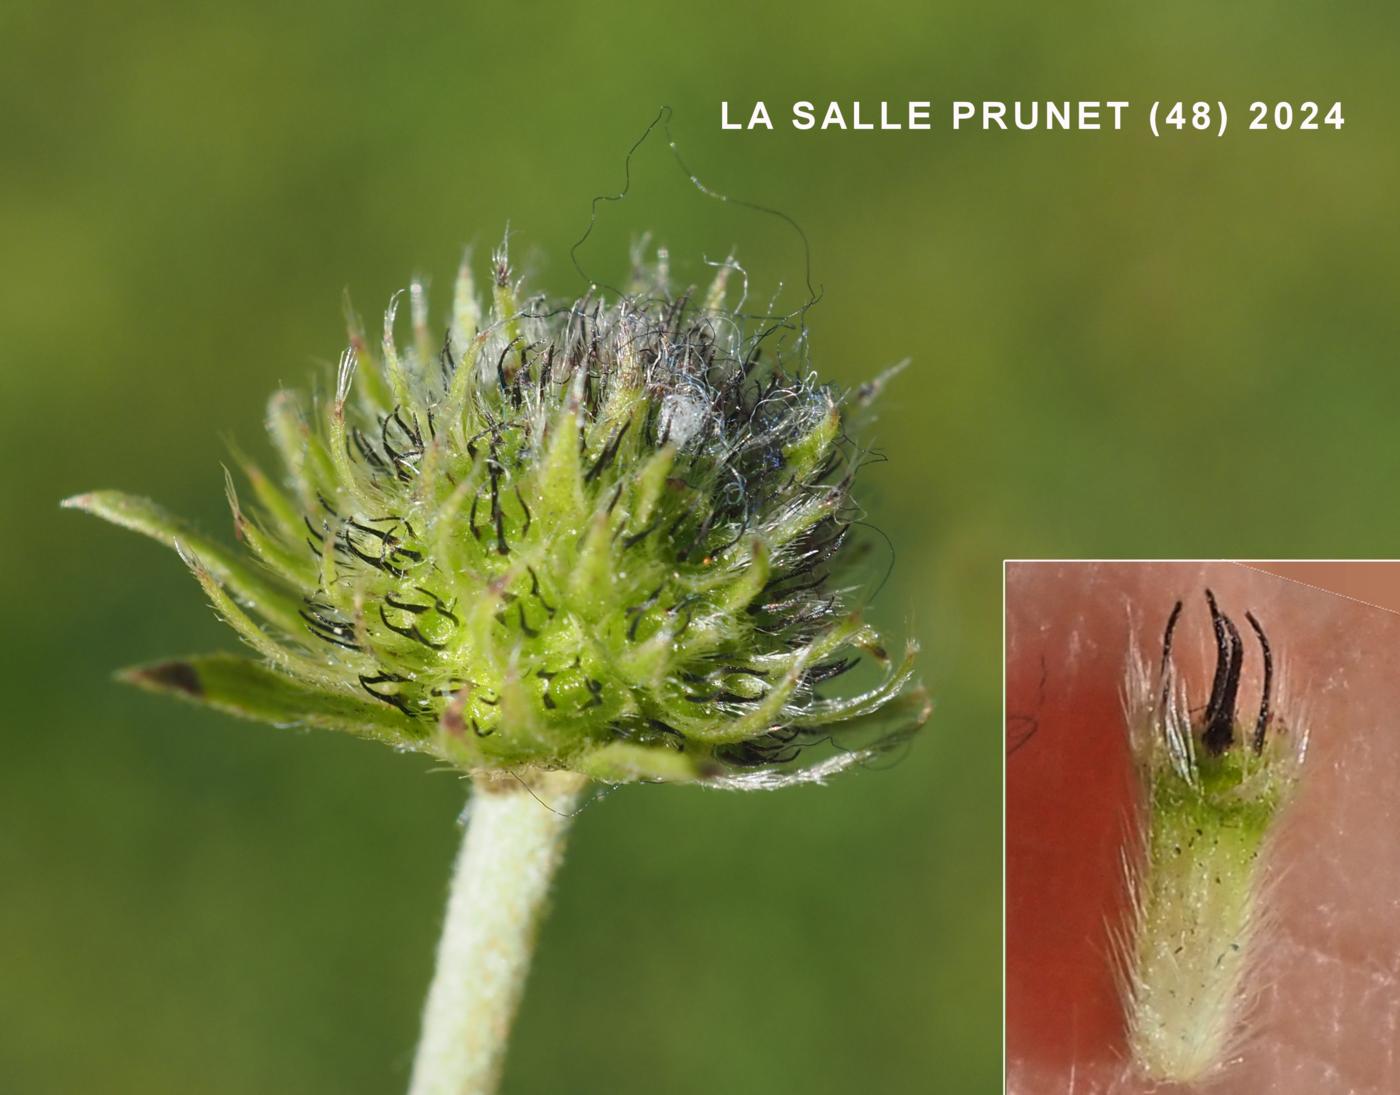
[65,245,929,786]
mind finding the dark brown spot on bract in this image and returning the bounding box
[439,688,468,736]
[441,707,464,736]
[139,660,203,696]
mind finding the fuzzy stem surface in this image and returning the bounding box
[408,769,587,1095]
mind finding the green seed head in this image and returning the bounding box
[67,245,929,786]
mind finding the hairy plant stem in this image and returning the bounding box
[408,769,588,1095]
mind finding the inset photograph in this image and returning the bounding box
[1006,561,1400,1093]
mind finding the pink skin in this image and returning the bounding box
[1006,562,1400,1094]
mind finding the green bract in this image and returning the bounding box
[67,248,928,786]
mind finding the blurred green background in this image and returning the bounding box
[3,2,1397,1092]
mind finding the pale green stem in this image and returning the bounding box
[408,770,588,1095]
